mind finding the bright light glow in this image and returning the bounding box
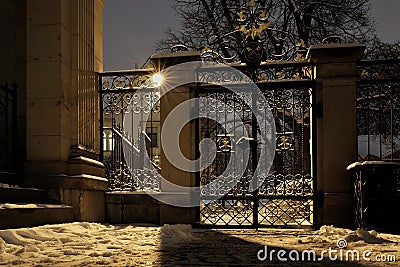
[152,73,164,87]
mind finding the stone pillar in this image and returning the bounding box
[25,0,106,222]
[308,44,366,227]
[151,52,200,224]
[159,85,196,191]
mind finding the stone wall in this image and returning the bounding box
[23,0,106,222]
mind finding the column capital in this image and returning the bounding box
[308,43,366,64]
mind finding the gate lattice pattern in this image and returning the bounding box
[196,62,316,227]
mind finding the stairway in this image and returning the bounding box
[0,185,73,229]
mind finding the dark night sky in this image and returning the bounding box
[103,0,400,71]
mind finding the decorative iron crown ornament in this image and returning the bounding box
[235,0,270,65]
[197,0,309,65]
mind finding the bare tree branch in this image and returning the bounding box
[157,0,380,59]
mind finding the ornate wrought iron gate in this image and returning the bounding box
[98,62,317,228]
[196,62,317,227]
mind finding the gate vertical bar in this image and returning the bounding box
[194,82,201,223]
[98,73,104,163]
[252,88,259,228]
[311,78,318,227]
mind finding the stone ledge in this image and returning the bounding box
[105,191,196,205]
[68,156,105,177]
[150,51,201,69]
[105,191,196,225]
[0,204,73,229]
[346,161,400,170]
[0,187,49,204]
[106,191,158,204]
[69,156,105,168]
[25,174,108,191]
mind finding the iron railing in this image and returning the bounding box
[98,70,161,191]
[356,59,400,161]
[0,82,17,177]
[352,59,400,232]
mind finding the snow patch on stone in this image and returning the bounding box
[160,224,193,243]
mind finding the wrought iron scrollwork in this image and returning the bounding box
[171,44,189,53]
[101,73,152,91]
[197,76,314,227]
[198,0,310,64]
[99,71,161,191]
[197,61,314,85]
[254,63,314,82]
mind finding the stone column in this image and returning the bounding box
[25,0,106,222]
[308,44,366,227]
[26,0,73,174]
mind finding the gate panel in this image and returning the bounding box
[198,88,257,226]
[257,86,314,227]
[196,63,316,228]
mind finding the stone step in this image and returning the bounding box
[0,187,51,204]
[0,171,19,185]
[0,204,74,229]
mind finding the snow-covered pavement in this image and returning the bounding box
[0,223,399,266]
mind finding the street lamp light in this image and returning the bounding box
[152,73,164,88]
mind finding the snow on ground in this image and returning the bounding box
[0,223,399,266]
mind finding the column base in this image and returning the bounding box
[24,157,107,222]
[321,192,354,228]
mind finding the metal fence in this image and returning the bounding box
[0,82,17,176]
[356,59,400,161]
[98,60,317,228]
[353,59,400,232]
[98,70,161,191]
